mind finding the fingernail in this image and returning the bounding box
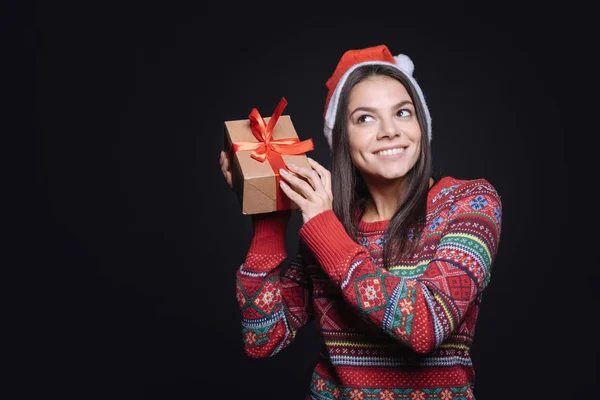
[280,181,287,188]
[279,168,288,175]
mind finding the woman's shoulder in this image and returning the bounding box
[434,175,498,190]
[430,175,501,204]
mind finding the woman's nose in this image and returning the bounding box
[377,118,401,139]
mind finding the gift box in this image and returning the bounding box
[224,98,314,215]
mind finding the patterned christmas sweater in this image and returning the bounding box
[236,176,502,400]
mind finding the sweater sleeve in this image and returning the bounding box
[299,179,502,354]
[235,212,314,358]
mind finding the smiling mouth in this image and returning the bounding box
[375,147,407,156]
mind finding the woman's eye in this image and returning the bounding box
[397,109,412,118]
[357,115,374,123]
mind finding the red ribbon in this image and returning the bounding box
[231,97,314,211]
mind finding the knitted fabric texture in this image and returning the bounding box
[236,176,502,399]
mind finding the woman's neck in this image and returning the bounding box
[362,177,434,223]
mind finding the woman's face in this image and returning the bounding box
[346,75,422,186]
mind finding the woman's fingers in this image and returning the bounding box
[279,160,333,224]
[306,157,332,198]
[279,168,317,200]
[285,163,327,198]
[220,151,233,188]
[279,179,308,208]
[220,151,229,170]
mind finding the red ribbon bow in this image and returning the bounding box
[231,97,314,211]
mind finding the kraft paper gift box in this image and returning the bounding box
[223,98,314,215]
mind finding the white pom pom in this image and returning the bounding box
[394,54,414,76]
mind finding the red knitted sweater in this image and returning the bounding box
[235,176,502,399]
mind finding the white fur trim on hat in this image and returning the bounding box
[393,54,414,75]
[323,54,432,149]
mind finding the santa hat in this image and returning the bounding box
[323,44,432,149]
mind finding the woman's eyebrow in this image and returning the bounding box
[350,100,414,117]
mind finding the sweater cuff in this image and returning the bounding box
[299,210,363,282]
[248,211,289,255]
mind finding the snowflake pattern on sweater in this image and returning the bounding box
[236,177,502,399]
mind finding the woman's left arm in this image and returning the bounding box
[297,178,502,354]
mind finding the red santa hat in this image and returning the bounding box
[323,44,432,149]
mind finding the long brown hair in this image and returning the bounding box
[330,64,433,268]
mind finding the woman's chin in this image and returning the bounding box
[365,170,410,184]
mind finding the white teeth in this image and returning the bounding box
[376,147,405,156]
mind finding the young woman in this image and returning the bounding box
[219,44,502,400]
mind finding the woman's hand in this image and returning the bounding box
[219,151,233,189]
[279,157,333,224]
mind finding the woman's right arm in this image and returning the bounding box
[236,212,313,358]
[221,151,313,358]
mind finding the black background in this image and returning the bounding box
[10,5,595,400]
